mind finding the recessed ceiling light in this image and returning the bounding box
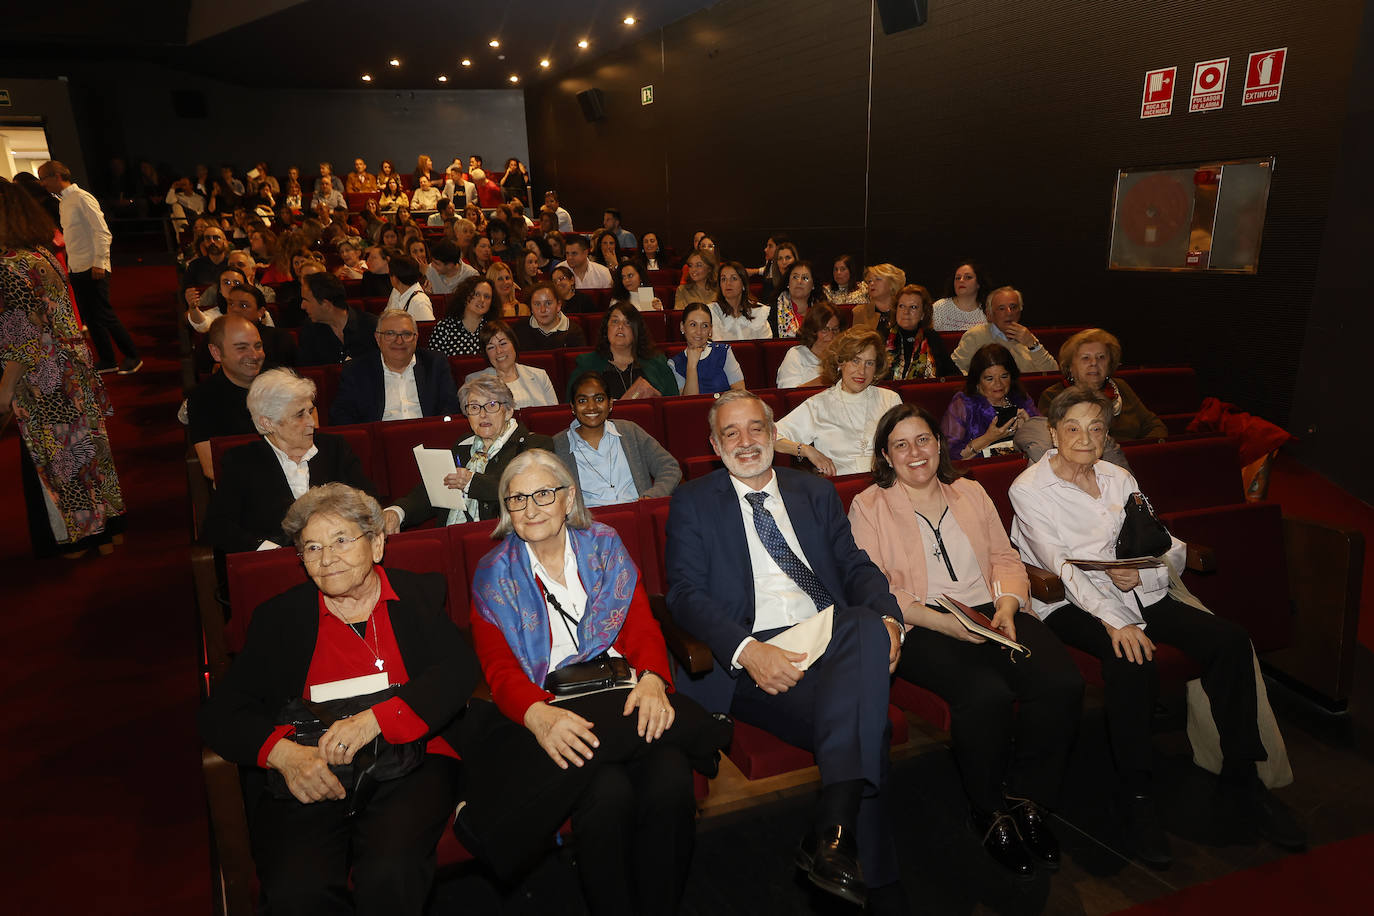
[624,16,636,25]
[361,74,373,81]
[388,58,400,67]
[509,74,520,83]
[539,59,551,68]
[489,39,500,48]
[461,58,472,67]
[437,75,448,82]
[577,39,589,49]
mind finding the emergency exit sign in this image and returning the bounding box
[641,85,654,106]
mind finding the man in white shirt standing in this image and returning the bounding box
[38,160,142,374]
[560,234,612,290]
[385,255,435,321]
[328,309,460,425]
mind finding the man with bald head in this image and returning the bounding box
[329,309,460,425]
[186,314,265,478]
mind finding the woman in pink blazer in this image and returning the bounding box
[848,403,1083,878]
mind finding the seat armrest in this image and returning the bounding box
[193,545,232,686]
[1025,564,1065,603]
[202,747,256,916]
[649,594,714,675]
[1185,542,1217,573]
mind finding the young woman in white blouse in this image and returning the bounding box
[708,260,771,340]
[465,320,557,409]
[932,260,991,332]
[774,327,901,476]
[775,302,839,388]
[1008,387,1304,868]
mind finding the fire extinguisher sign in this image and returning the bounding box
[1243,48,1287,106]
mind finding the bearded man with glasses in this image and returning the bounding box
[329,309,459,425]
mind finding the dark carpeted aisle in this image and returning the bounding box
[2,263,209,913]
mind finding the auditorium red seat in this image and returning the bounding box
[1019,372,1061,404]
[558,348,596,393]
[374,415,468,498]
[416,320,436,351]
[1126,436,1244,513]
[1115,367,1201,416]
[758,340,799,388]
[890,379,963,417]
[831,473,871,512]
[586,289,612,310]
[730,340,765,390]
[361,296,388,315]
[639,310,667,343]
[890,678,952,732]
[297,364,341,424]
[447,355,489,386]
[344,192,380,212]
[660,395,724,458]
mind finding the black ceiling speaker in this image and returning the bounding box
[577,88,607,123]
[876,0,929,34]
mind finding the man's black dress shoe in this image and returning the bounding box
[1216,780,1307,851]
[1007,797,1060,870]
[973,810,1035,878]
[1123,793,1172,869]
[796,824,867,907]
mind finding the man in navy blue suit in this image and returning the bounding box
[329,309,460,425]
[666,390,907,912]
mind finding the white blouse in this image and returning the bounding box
[1008,452,1186,631]
[775,345,822,388]
[707,302,773,341]
[775,383,902,476]
[932,298,985,332]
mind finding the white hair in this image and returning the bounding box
[247,368,316,434]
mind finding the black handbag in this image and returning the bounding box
[543,654,636,697]
[266,686,425,815]
[1116,491,1173,558]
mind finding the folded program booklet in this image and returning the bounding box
[413,445,465,510]
[934,596,1031,658]
[1066,556,1165,571]
[765,606,834,671]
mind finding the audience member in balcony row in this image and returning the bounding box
[379,177,408,214]
[298,272,380,366]
[200,483,481,916]
[246,161,279,199]
[472,169,504,209]
[554,372,682,507]
[499,157,529,202]
[187,314,264,478]
[592,229,621,272]
[571,303,679,401]
[384,376,555,530]
[206,368,377,559]
[310,162,334,196]
[848,403,1083,877]
[951,286,1059,375]
[852,263,904,340]
[164,177,205,234]
[932,259,991,332]
[775,328,901,476]
[311,176,346,213]
[561,233,613,290]
[463,450,722,914]
[283,178,303,212]
[465,320,557,409]
[413,154,436,188]
[710,260,771,340]
[429,276,494,358]
[665,390,909,914]
[824,254,868,306]
[675,250,717,311]
[942,343,1037,460]
[552,264,597,315]
[611,260,663,312]
[517,281,587,351]
[639,231,666,271]
[488,262,527,319]
[344,157,376,194]
[671,303,747,396]
[445,165,476,209]
[425,240,477,295]
[409,175,442,212]
[1009,387,1304,867]
[886,284,955,381]
[769,258,822,339]
[775,302,840,389]
[384,255,434,321]
[544,189,574,233]
[330,310,460,426]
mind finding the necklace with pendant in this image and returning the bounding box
[345,617,386,671]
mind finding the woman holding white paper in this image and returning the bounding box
[199,483,481,916]
[849,403,1083,878]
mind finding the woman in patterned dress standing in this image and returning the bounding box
[0,177,124,558]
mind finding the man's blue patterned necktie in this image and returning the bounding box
[745,491,834,610]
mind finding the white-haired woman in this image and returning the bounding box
[204,368,377,561]
[199,483,481,916]
[458,450,728,914]
[383,376,554,531]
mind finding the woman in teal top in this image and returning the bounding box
[568,302,679,400]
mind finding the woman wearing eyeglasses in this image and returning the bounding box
[383,376,554,532]
[774,302,840,389]
[774,328,900,477]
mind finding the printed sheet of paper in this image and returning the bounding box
[765,606,834,671]
[413,445,465,509]
[631,287,656,310]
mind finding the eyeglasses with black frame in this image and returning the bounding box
[465,399,507,416]
[503,486,568,512]
[378,329,417,342]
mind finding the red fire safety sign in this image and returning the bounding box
[1140,67,1176,118]
[1190,58,1229,112]
[1243,48,1287,106]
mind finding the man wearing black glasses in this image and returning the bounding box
[330,309,460,425]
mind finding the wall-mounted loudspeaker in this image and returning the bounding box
[876,0,929,34]
[577,88,607,123]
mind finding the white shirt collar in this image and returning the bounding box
[728,467,781,505]
[382,354,417,378]
[265,436,319,468]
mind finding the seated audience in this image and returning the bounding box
[429,276,495,357]
[183,225,231,291]
[758,239,797,308]
[344,157,376,193]
[602,207,637,248]
[412,154,436,188]
[670,304,746,396]
[886,284,954,380]
[674,250,717,311]
[639,231,667,271]
[427,197,456,227]
[592,229,622,272]
[932,260,991,332]
[360,245,395,298]
[469,236,495,276]
[1036,328,1166,443]
[769,258,822,339]
[488,262,527,319]
[358,201,387,241]
[515,247,544,289]
[335,238,366,280]
[464,202,487,233]
[544,190,573,232]
[187,314,264,478]
[1009,388,1305,867]
[775,327,901,476]
[409,175,442,212]
[384,377,554,529]
[524,237,554,276]
[464,320,557,409]
[378,224,403,252]
[282,179,304,213]
[849,404,1083,876]
[488,219,522,264]
[561,234,612,290]
[462,451,712,913]
[376,159,399,189]
[379,177,408,213]
[554,372,682,506]
[198,483,480,916]
[851,263,904,339]
[385,255,435,321]
[544,230,567,263]
[297,272,380,366]
[951,286,1059,375]
[570,304,679,400]
[709,260,771,340]
[497,156,528,201]
[552,264,597,314]
[393,206,418,235]
[405,237,431,276]
[204,368,377,556]
[426,240,479,295]
[775,302,840,389]
[223,284,297,370]
[825,254,868,305]
[330,309,460,425]
[310,176,345,213]
[444,166,475,208]
[610,260,663,312]
[943,343,1038,460]
[516,281,587,351]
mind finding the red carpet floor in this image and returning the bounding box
[1,264,208,912]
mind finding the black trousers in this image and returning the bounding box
[896,609,1083,814]
[248,754,461,916]
[69,269,138,364]
[1045,596,1265,787]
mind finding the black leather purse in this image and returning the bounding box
[1116,491,1173,558]
[543,654,636,697]
[267,686,425,815]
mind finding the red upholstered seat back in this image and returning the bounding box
[209,433,260,483]
[660,395,723,458]
[1126,436,1243,514]
[832,473,872,512]
[759,340,800,388]
[964,457,1030,529]
[298,364,341,427]
[1114,367,1201,416]
[890,379,963,417]
[448,356,489,386]
[374,415,468,498]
